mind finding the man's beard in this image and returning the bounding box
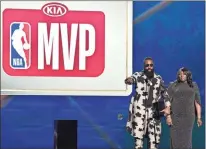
[144,69,154,79]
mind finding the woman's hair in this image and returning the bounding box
[177,67,193,88]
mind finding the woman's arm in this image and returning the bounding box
[193,82,203,127]
[193,82,201,118]
[195,100,201,119]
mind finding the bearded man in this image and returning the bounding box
[125,57,171,149]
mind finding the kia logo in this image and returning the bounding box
[41,2,68,17]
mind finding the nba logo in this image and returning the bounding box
[10,22,31,69]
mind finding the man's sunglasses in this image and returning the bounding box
[145,64,154,67]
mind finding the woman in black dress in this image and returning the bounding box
[166,67,202,149]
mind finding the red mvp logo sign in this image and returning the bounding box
[2,2,105,77]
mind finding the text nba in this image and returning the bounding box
[13,23,95,70]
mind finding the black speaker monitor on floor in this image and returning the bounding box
[54,120,77,149]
